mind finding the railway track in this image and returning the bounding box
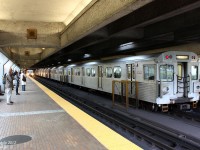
[35,76,200,150]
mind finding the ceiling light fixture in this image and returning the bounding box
[84,54,91,58]
[119,42,134,51]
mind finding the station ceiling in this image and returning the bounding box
[0,0,95,68]
[1,0,200,69]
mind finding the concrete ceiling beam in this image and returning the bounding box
[61,0,152,48]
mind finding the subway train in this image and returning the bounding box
[26,69,34,76]
[35,51,200,112]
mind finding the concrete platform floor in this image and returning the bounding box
[0,77,141,150]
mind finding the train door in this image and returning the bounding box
[61,68,63,82]
[63,69,66,82]
[71,68,74,83]
[81,67,85,85]
[49,69,50,78]
[127,64,133,81]
[98,66,103,89]
[177,62,189,97]
[126,64,135,95]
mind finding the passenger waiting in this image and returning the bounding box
[5,68,14,105]
[20,71,26,91]
[14,71,20,95]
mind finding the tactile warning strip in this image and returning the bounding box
[31,77,142,150]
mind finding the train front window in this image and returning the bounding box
[191,66,198,80]
[114,66,121,78]
[144,64,155,80]
[160,65,174,81]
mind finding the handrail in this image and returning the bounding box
[176,75,190,97]
[156,80,162,98]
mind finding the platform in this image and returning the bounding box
[0,77,141,150]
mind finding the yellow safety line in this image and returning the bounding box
[30,78,142,150]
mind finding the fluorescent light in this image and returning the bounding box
[68,64,76,67]
[119,55,149,61]
[84,54,91,58]
[84,62,98,65]
[119,42,134,51]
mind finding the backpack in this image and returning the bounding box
[2,74,6,84]
[22,75,26,82]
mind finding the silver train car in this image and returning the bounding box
[35,51,200,111]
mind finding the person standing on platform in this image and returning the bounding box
[5,68,14,105]
[20,71,26,91]
[14,71,20,95]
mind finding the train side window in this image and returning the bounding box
[106,67,112,78]
[132,66,135,79]
[114,66,121,78]
[76,68,80,76]
[127,65,131,79]
[86,68,91,76]
[91,68,96,77]
[68,69,71,76]
[191,66,198,80]
[144,64,155,80]
[127,64,135,79]
[160,65,174,81]
[178,64,182,80]
[64,70,67,75]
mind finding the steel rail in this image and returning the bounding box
[35,76,200,150]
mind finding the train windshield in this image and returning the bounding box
[159,65,174,81]
[191,65,198,80]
